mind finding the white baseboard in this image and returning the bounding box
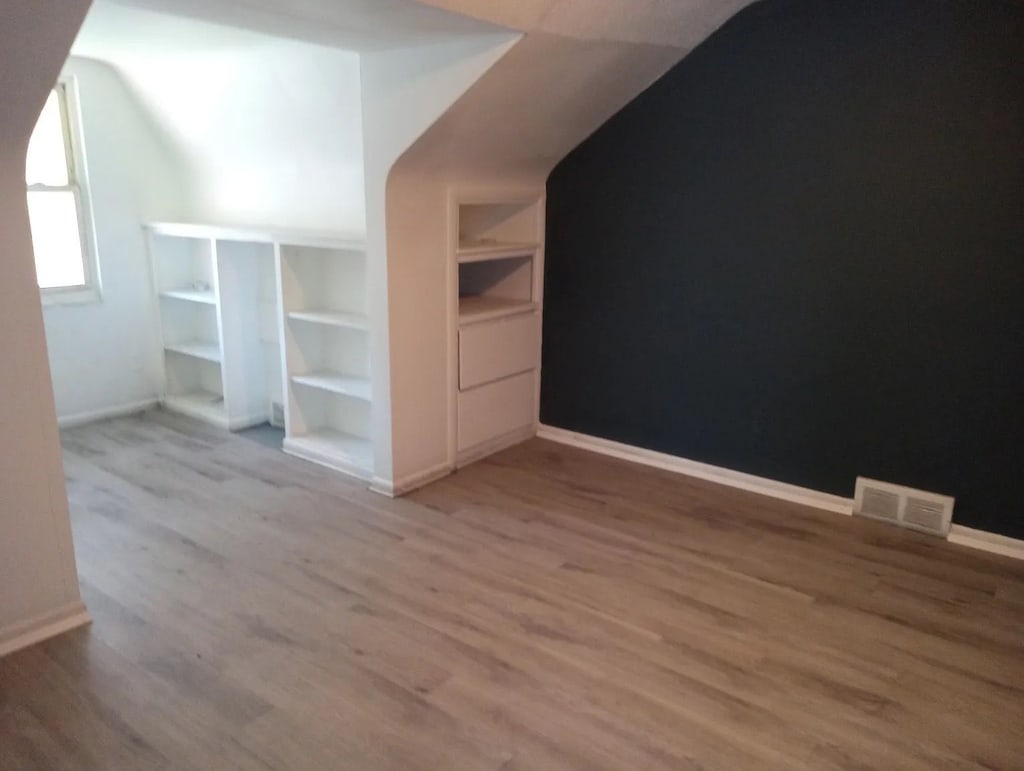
[948,525,1024,561]
[538,425,856,515]
[0,600,91,657]
[371,461,454,497]
[58,398,158,429]
[537,424,1024,562]
[457,425,537,470]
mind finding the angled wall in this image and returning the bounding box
[0,0,91,656]
[360,33,520,487]
[73,3,367,233]
[383,0,757,484]
[541,0,1024,538]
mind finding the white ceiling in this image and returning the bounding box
[74,0,507,56]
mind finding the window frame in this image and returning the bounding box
[27,76,101,305]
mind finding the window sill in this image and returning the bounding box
[41,285,102,307]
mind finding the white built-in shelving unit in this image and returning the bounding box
[147,223,373,481]
[450,191,545,466]
[279,240,373,480]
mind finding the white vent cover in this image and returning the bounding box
[854,477,954,536]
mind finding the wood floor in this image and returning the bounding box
[2,411,1023,770]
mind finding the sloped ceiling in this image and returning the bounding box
[94,0,506,51]
[400,0,760,177]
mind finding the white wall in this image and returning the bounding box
[360,33,519,487]
[0,0,90,657]
[44,56,189,424]
[74,4,367,233]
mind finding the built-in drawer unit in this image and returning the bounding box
[457,370,535,453]
[459,312,539,390]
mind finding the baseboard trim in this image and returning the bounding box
[457,425,537,470]
[0,600,91,657]
[948,525,1024,561]
[536,424,854,516]
[58,398,158,429]
[371,461,454,497]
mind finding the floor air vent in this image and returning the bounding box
[854,478,954,536]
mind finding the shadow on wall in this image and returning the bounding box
[541,0,1024,538]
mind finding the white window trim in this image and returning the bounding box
[32,76,102,306]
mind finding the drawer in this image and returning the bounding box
[458,370,535,452]
[459,312,539,390]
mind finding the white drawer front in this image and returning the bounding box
[458,371,535,452]
[459,313,539,390]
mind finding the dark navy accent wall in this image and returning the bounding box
[541,0,1024,538]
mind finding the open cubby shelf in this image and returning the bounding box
[164,390,226,425]
[284,430,373,476]
[161,288,217,305]
[164,340,221,363]
[457,253,535,326]
[458,297,539,325]
[291,372,371,401]
[287,310,369,330]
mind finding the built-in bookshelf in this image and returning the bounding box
[150,230,229,428]
[451,191,545,466]
[147,223,373,482]
[279,241,372,480]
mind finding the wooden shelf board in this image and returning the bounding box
[458,297,538,325]
[161,288,216,305]
[291,372,371,401]
[164,340,221,363]
[287,310,369,331]
[163,390,226,426]
[284,430,373,478]
[456,241,539,263]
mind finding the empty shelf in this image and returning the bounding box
[456,240,540,263]
[161,288,216,305]
[284,430,373,477]
[164,340,221,363]
[287,310,369,331]
[163,390,226,426]
[459,296,538,325]
[291,372,371,401]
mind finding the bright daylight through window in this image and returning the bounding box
[26,83,94,296]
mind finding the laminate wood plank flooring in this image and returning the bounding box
[2,410,1022,769]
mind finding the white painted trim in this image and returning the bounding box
[370,461,453,497]
[57,398,158,429]
[948,525,1024,561]
[536,425,855,516]
[0,601,91,657]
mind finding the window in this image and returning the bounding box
[26,79,99,303]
